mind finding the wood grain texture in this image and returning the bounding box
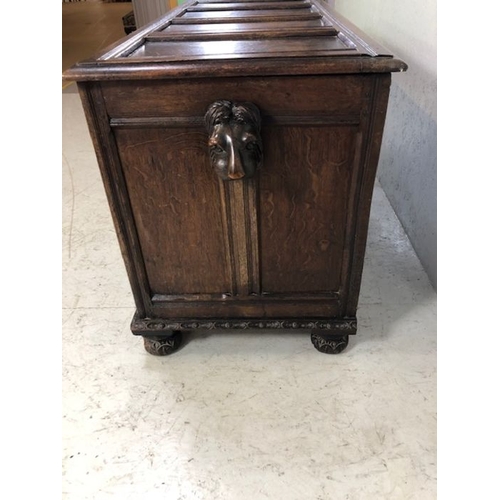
[110,115,360,129]
[76,82,151,316]
[64,57,407,81]
[187,2,313,11]
[259,125,357,293]
[150,297,340,318]
[217,177,260,297]
[128,37,353,63]
[68,0,406,345]
[158,20,328,33]
[223,182,252,295]
[101,76,366,118]
[177,11,321,21]
[344,74,392,315]
[146,26,338,41]
[62,0,408,83]
[114,127,232,295]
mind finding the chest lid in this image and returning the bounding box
[64,0,407,81]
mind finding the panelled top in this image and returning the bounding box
[64,0,407,81]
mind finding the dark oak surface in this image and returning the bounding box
[100,75,367,117]
[259,126,356,294]
[114,128,232,296]
[66,0,407,353]
[63,0,406,81]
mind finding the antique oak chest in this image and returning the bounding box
[64,0,407,355]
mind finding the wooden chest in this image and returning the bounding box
[64,0,407,355]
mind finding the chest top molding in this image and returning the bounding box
[63,0,407,81]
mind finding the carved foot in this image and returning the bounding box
[311,332,349,354]
[143,332,182,356]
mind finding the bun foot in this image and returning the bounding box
[143,332,182,356]
[311,332,349,354]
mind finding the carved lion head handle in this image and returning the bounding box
[205,100,263,181]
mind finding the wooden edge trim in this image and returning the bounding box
[109,115,361,128]
[76,82,153,315]
[63,57,407,81]
[145,26,338,41]
[187,2,313,11]
[131,312,357,333]
[172,13,322,24]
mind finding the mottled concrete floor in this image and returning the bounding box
[62,93,436,499]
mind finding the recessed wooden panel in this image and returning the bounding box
[130,36,351,61]
[101,75,367,118]
[114,128,231,295]
[159,20,327,33]
[259,125,357,293]
[187,2,313,11]
[180,9,319,19]
[147,26,337,41]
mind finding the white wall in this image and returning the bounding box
[132,0,169,28]
[331,0,437,288]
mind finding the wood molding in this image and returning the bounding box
[77,83,152,315]
[109,115,361,129]
[131,312,357,334]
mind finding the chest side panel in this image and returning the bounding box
[259,125,357,294]
[114,127,232,295]
[104,74,373,318]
